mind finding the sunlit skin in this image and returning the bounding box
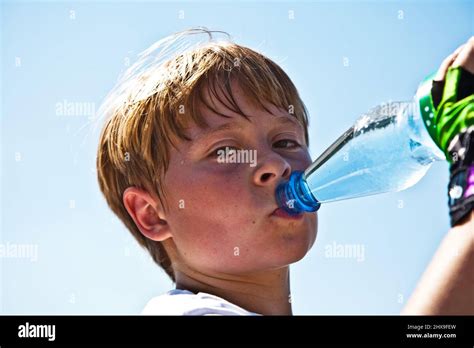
[125,37,474,315]
[123,79,318,315]
[402,37,474,314]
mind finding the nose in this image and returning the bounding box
[252,152,292,187]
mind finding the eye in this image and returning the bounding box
[208,145,240,158]
[273,139,301,149]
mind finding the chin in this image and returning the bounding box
[278,230,316,264]
[285,215,318,261]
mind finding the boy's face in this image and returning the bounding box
[162,80,317,275]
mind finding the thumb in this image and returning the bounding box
[434,44,465,81]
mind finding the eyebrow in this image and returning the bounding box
[192,116,303,145]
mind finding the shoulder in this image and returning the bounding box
[141,289,261,316]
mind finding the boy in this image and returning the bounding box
[96,29,473,315]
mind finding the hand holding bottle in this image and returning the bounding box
[401,39,474,315]
[275,38,474,222]
[430,37,474,227]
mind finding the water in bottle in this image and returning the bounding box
[276,76,446,215]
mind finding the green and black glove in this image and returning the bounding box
[429,66,474,227]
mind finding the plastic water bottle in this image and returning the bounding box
[276,75,447,215]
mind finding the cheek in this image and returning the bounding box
[162,165,256,266]
[167,164,250,220]
[162,156,318,273]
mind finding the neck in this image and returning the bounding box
[174,265,292,315]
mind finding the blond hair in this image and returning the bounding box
[96,28,310,281]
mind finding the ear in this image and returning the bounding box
[122,187,172,242]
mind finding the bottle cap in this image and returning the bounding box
[275,171,320,214]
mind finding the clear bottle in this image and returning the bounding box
[276,75,446,214]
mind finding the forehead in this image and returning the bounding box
[184,78,302,139]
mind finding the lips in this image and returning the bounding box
[271,208,304,220]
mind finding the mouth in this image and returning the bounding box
[270,208,304,220]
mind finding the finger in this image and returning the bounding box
[453,43,467,56]
[434,44,465,81]
[452,38,474,74]
[435,53,456,81]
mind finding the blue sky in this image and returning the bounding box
[1,0,472,314]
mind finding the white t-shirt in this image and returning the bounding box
[141,289,261,316]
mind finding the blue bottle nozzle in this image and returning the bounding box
[275,170,321,215]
